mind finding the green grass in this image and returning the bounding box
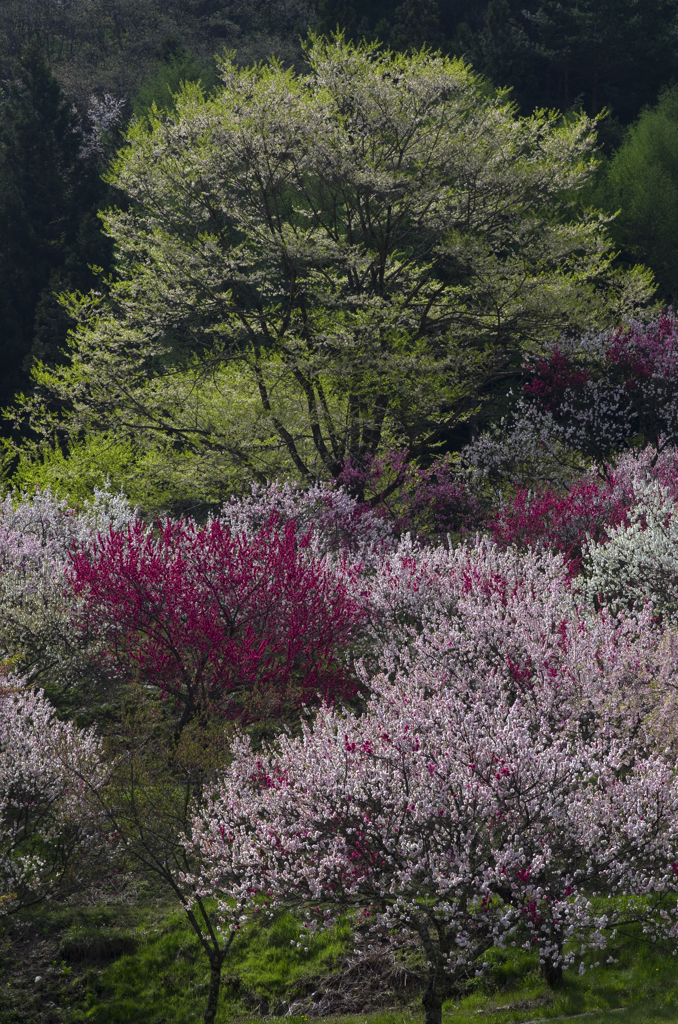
[3,897,678,1023]
[70,907,354,1022]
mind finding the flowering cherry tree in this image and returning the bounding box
[218,478,395,563]
[0,485,136,709]
[178,537,678,1024]
[70,514,365,730]
[0,676,106,910]
[577,478,678,621]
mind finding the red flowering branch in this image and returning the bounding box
[70,515,364,729]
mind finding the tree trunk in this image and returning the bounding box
[204,960,223,1024]
[543,959,563,987]
[422,967,443,1024]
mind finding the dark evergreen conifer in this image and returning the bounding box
[0,45,110,412]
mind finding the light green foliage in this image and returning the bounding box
[599,87,678,302]
[5,428,243,515]
[7,435,138,505]
[16,37,654,499]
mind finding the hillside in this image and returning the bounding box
[0,0,316,110]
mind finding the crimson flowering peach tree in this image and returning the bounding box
[488,442,678,623]
[490,444,678,571]
[70,513,366,732]
[181,540,678,1024]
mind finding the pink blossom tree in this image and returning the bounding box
[185,667,678,1024]
[183,539,678,1024]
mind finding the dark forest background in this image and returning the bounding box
[2,0,678,417]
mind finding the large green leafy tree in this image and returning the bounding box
[0,47,110,411]
[16,38,653,503]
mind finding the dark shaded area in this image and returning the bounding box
[316,0,678,129]
[0,46,112,417]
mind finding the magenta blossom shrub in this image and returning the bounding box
[490,445,678,575]
[523,312,678,461]
[490,479,631,575]
[337,450,487,541]
[70,515,365,729]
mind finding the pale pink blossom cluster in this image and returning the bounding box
[218,479,395,563]
[0,677,106,910]
[0,485,136,689]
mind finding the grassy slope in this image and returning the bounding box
[1,892,678,1024]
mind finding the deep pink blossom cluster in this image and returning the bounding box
[523,312,678,461]
[337,450,486,540]
[70,515,365,726]
[491,445,678,574]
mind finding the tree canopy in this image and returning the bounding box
[594,88,678,303]
[17,38,653,503]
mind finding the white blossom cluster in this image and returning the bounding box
[461,398,585,491]
[0,485,136,692]
[80,93,126,159]
[218,479,395,564]
[578,479,678,621]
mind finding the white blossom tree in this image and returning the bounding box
[578,478,678,621]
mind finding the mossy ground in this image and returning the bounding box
[1,890,677,1024]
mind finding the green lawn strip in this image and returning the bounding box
[3,899,678,1024]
